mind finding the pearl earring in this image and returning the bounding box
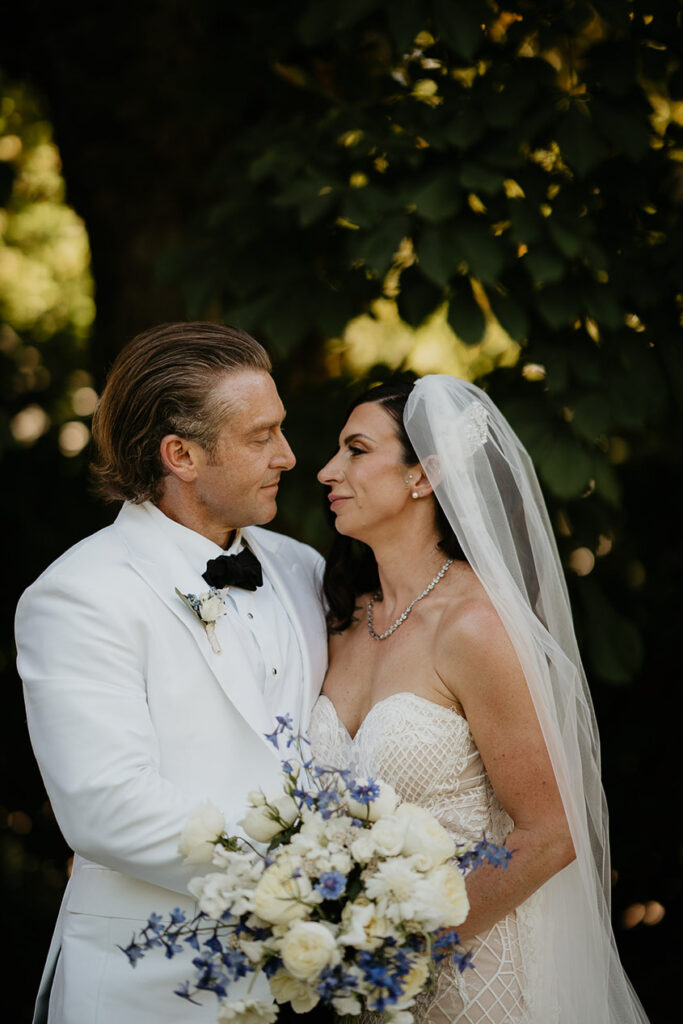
[412,491,419,499]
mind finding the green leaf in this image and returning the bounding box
[535,431,593,499]
[456,222,504,284]
[524,246,566,286]
[412,174,462,222]
[489,292,529,341]
[387,0,428,52]
[585,286,622,329]
[548,220,583,259]
[459,162,505,195]
[537,285,582,329]
[509,203,543,246]
[577,579,644,684]
[396,266,444,327]
[571,393,611,441]
[417,223,461,287]
[433,0,485,60]
[593,457,622,506]
[447,278,486,345]
[442,108,484,149]
[556,104,608,178]
[356,214,410,277]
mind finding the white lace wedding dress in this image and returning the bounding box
[308,692,552,1024]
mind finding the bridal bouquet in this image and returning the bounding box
[121,716,511,1023]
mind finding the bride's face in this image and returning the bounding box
[317,402,415,540]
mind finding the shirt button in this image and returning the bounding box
[272,667,278,675]
[246,612,253,619]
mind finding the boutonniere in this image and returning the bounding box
[175,586,228,654]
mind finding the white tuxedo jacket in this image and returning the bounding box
[15,501,328,1024]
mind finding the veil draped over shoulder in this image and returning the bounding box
[404,375,648,1024]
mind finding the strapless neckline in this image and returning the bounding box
[317,691,470,743]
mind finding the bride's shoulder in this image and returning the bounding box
[434,579,517,688]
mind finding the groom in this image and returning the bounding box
[15,322,328,1024]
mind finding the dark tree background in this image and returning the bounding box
[1,2,681,1021]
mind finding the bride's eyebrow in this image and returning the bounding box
[341,432,374,447]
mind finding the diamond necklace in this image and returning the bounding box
[367,558,455,640]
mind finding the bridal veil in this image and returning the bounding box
[404,374,648,1024]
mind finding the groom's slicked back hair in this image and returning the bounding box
[91,321,271,504]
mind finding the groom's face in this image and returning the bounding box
[192,370,295,533]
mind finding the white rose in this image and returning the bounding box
[252,857,312,925]
[344,778,398,821]
[413,863,469,930]
[216,997,278,1023]
[395,804,455,870]
[178,801,225,863]
[247,790,267,806]
[239,794,299,843]
[198,594,226,622]
[269,971,320,1013]
[280,920,338,980]
[370,815,407,857]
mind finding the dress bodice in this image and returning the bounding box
[309,692,513,846]
[308,691,546,1023]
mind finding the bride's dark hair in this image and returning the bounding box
[322,381,467,632]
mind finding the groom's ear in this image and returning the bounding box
[159,434,199,483]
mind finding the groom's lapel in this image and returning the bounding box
[243,526,320,718]
[115,502,278,758]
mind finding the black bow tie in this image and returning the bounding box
[202,546,263,591]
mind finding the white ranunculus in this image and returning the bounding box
[339,899,395,952]
[279,920,338,980]
[370,815,407,857]
[332,994,362,1015]
[216,997,278,1023]
[251,856,312,925]
[178,801,225,863]
[187,872,235,921]
[350,832,377,863]
[239,794,299,843]
[269,971,320,1013]
[344,778,398,821]
[395,804,455,870]
[198,594,226,622]
[396,956,430,1005]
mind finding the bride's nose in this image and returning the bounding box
[317,452,343,484]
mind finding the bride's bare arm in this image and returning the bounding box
[436,601,576,942]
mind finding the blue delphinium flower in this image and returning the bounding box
[119,940,146,967]
[163,937,184,959]
[170,907,187,926]
[315,870,347,900]
[349,779,380,804]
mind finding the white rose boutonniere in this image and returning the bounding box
[175,586,228,653]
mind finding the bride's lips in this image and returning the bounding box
[328,493,350,512]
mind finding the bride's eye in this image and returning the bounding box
[348,446,365,457]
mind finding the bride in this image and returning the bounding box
[308,376,648,1024]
